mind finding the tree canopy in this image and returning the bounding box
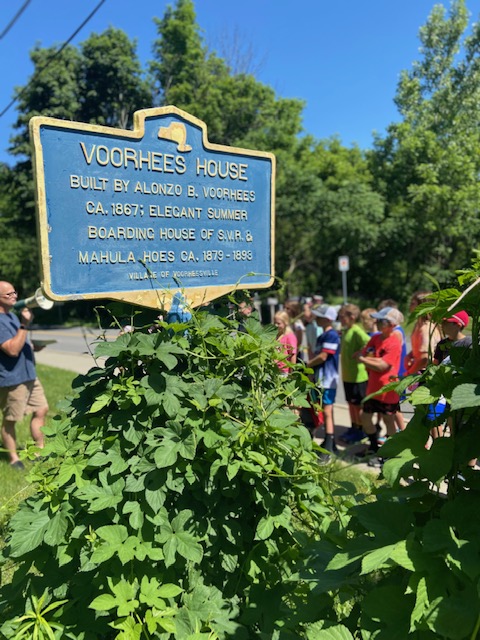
[0,0,479,307]
[369,0,480,297]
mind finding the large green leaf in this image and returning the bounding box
[154,438,179,468]
[94,333,132,358]
[416,437,454,482]
[9,509,50,557]
[175,530,203,563]
[155,342,183,369]
[361,544,397,574]
[123,501,144,530]
[255,516,275,541]
[77,484,123,511]
[410,576,429,631]
[44,510,69,547]
[56,457,87,487]
[426,589,479,638]
[89,593,117,611]
[451,383,480,410]
[306,624,354,640]
[96,524,129,545]
[89,391,113,413]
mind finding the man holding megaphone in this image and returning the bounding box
[0,281,48,470]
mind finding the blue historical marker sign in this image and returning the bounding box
[30,106,275,308]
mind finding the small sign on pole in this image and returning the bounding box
[30,106,275,309]
[338,255,350,272]
[338,255,349,303]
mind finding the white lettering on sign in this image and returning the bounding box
[128,271,159,280]
[79,143,187,174]
[196,158,248,181]
[87,226,155,240]
[141,250,175,263]
[70,175,109,191]
[206,207,248,220]
[149,205,202,219]
[158,228,196,241]
[78,251,136,264]
[202,186,255,201]
[133,181,182,195]
[173,269,219,278]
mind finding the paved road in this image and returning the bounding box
[31,326,115,374]
[32,326,117,354]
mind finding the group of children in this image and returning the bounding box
[273,295,471,467]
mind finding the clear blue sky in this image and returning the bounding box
[0,0,475,164]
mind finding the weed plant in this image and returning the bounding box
[0,311,356,639]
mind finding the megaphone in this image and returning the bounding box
[14,288,54,311]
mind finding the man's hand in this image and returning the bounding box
[19,307,33,326]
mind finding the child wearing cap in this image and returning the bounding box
[430,311,471,442]
[354,307,404,467]
[307,305,341,457]
[434,311,470,364]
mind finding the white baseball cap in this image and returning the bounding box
[311,304,337,322]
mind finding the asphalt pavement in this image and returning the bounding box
[33,326,114,374]
[35,342,105,375]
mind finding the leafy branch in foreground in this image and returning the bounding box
[300,254,480,639]
[0,311,349,639]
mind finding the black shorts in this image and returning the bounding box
[363,398,400,415]
[343,381,367,405]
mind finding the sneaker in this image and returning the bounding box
[367,455,384,469]
[344,429,367,444]
[354,448,377,461]
[339,427,356,443]
[316,439,338,465]
[319,439,338,455]
[10,460,25,471]
[316,451,333,465]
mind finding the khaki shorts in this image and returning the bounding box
[0,379,48,422]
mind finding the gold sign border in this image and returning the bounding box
[30,105,276,309]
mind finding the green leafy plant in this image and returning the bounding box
[300,253,480,639]
[5,590,68,639]
[0,310,347,639]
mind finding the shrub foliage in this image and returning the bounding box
[0,311,344,639]
[299,256,480,639]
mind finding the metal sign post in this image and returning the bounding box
[338,255,349,304]
[30,106,275,309]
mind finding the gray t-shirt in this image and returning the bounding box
[0,313,36,387]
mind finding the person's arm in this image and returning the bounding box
[354,333,399,374]
[406,353,428,375]
[307,351,328,368]
[356,354,391,372]
[287,333,298,364]
[0,309,32,358]
[406,324,430,375]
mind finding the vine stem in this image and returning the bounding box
[470,612,480,640]
[447,275,480,311]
